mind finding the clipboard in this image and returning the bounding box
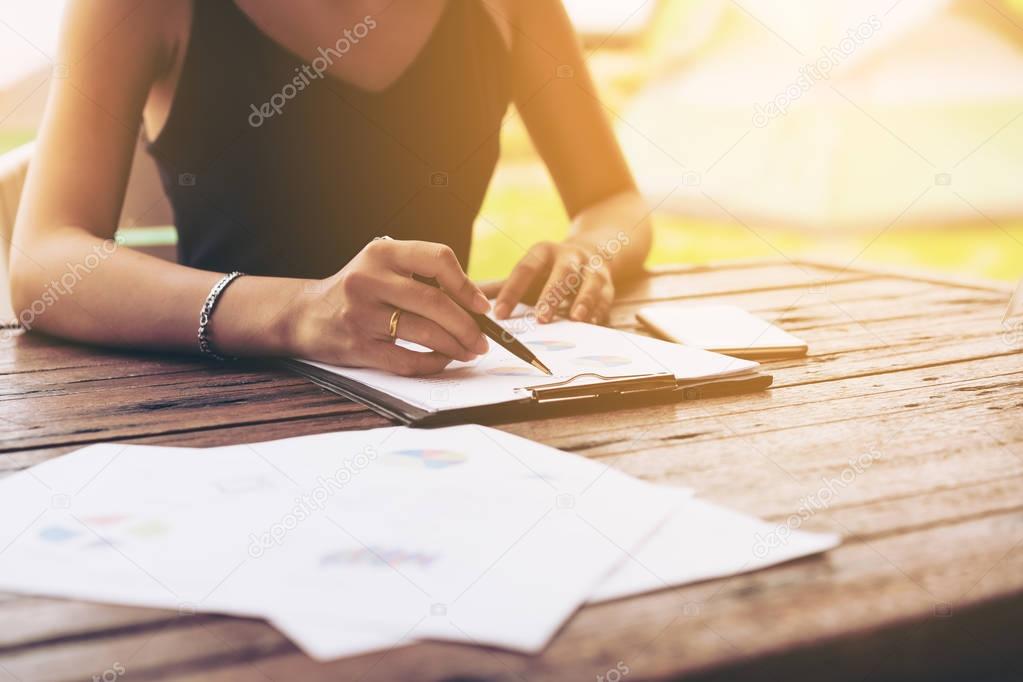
[281,360,773,427]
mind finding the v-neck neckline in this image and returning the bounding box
[229,0,455,98]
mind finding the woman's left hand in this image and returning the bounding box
[492,240,615,324]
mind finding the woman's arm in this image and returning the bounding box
[10,0,288,352]
[493,0,653,323]
[10,0,489,375]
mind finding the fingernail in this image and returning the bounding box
[590,316,600,325]
[494,302,509,319]
[474,335,489,354]
[473,292,490,313]
[572,304,588,321]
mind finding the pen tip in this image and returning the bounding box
[532,359,553,376]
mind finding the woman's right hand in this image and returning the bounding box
[289,239,491,376]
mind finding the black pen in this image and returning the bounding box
[413,275,553,375]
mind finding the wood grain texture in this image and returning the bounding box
[1,260,1021,682]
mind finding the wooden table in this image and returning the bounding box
[2,260,1021,682]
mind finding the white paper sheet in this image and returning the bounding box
[198,427,685,653]
[297,318,758,412]
[0,443,300,613]
[0,426,683,654]
[269,494,841,661]
[589,497,841,602]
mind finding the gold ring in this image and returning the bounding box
[388,308,402,340]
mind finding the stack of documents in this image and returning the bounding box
[0,425,839,660]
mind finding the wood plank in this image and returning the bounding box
[612,275,975,320]
[0,355,306,397]
[0,599,187,649]
[0,411,393,474]
[611,278,1006,334]
[769,322,1019,388]
[498,334,1022,461]
[502,354,1023,456]
[0,616,286,682]
[0,335,203,375]
[793,257,1013,293]
[765,308,1009,362]
[616,263,872,303]
[575,400,1023,521]
[0,369,367,453]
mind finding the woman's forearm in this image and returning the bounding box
[565,190,653,282]
[9,225,305,357]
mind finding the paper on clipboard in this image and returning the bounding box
[296,318,759,413]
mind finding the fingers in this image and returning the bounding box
[492,242,617,324]
[366,342,453,377]
[370,239,489,314]
[379,277,488,355]
[569,267,612,322]
[494,243,553,319]
[588,279,615,325]
[395,311,478,362]
[535,253,582,323]
[321,246,490,376]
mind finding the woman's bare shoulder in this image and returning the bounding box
[58,0,188,77]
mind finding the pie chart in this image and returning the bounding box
[388,448,467,469]
[526,340,576,351]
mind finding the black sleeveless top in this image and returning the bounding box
[148,0,512,278]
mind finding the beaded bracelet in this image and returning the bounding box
[198,271,244,361]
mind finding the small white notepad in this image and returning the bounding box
[637,304,808,359]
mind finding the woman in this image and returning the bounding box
[9,0,651,376]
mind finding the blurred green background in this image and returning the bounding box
[472,181,1023,282]
[470,0,1023,283]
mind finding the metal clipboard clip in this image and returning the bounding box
[522,372,678,403]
